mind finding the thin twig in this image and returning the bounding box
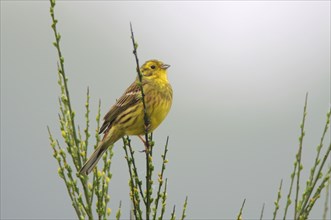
[123,137,142,220]
[127,137,147,205]
[237,199,246,220]
[304,166,331,217]
[159,179,168,220]
[299,110,331,214]
[90,99,101,206]
[301,145,331,217]
[50,0,81,168]
[170,205,176,220]
[49,1,92,218]
[83,87,90,162]
[283,93,308,220]
[259,203,265,220]
[129,23,150,149]
[47,127,82,218]
[294,93,308,220]
[322,173,330,220]
[116,201,122,220]
[273,179,283,220]
[180,196,188,220]
[130,22,152,220]
[153,136,170,220]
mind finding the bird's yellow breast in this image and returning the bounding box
[148,95,172,131]
[124,79,172,135]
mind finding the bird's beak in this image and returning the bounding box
[161,64,171,70]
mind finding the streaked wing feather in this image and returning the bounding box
[99,81,141,134]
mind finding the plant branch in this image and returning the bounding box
[48,127,83,218]
[123,137,143,220]
[130,22,153,220]
[49,1,93,218]
[273,179,283,220]
[294,93,308,219]
[153,136,169,220]
[322,174,330,220]
[83,87,90,162]
[283,94,308,220]
[259,203,265,220]
[180,196,188,220]
[299,110,331,214]
[237,199,246,220]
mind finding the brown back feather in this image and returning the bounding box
[99,80,142,134]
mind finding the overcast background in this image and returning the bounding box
[1,1,330,219]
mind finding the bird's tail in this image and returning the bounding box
[79,143,109,175]
[79,126,122,175]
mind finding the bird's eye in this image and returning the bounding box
[150,65,156,69]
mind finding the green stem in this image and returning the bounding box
[49,1,92,218]
[299,110,331,214]
[259,203,265,220]
[153,137,169,220]
[130,22,152,220]
[123,137,142,220]
[48,127,82,218]
[127,138,146,205]
[300,143,331,216]
[237,199,246,220]
[273,179,283,220]
[90,99,101,206]
[304,167,331,218]
[180,196,188,220]
[84,87,90,162]
[283,94,308,220]
[294,93,308,220]
[322,174,330,220]
[159,179,168,220]
[50,0,81,168]
[129,23,150,149]
[170,205,176,220]
[116,201,122,220]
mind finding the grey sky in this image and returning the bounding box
[1,1,330,219]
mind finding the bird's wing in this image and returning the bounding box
[99,80,142,134]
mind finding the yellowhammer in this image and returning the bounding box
[79,59,172,175]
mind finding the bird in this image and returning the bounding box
[79,59,173,175]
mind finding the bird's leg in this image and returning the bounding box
[145,120,151,132]
[138,135,147,145]
[144,121,152,150]
[139,121,151,152]
[138,135,147,152]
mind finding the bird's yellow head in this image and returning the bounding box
[140,60,170,82]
